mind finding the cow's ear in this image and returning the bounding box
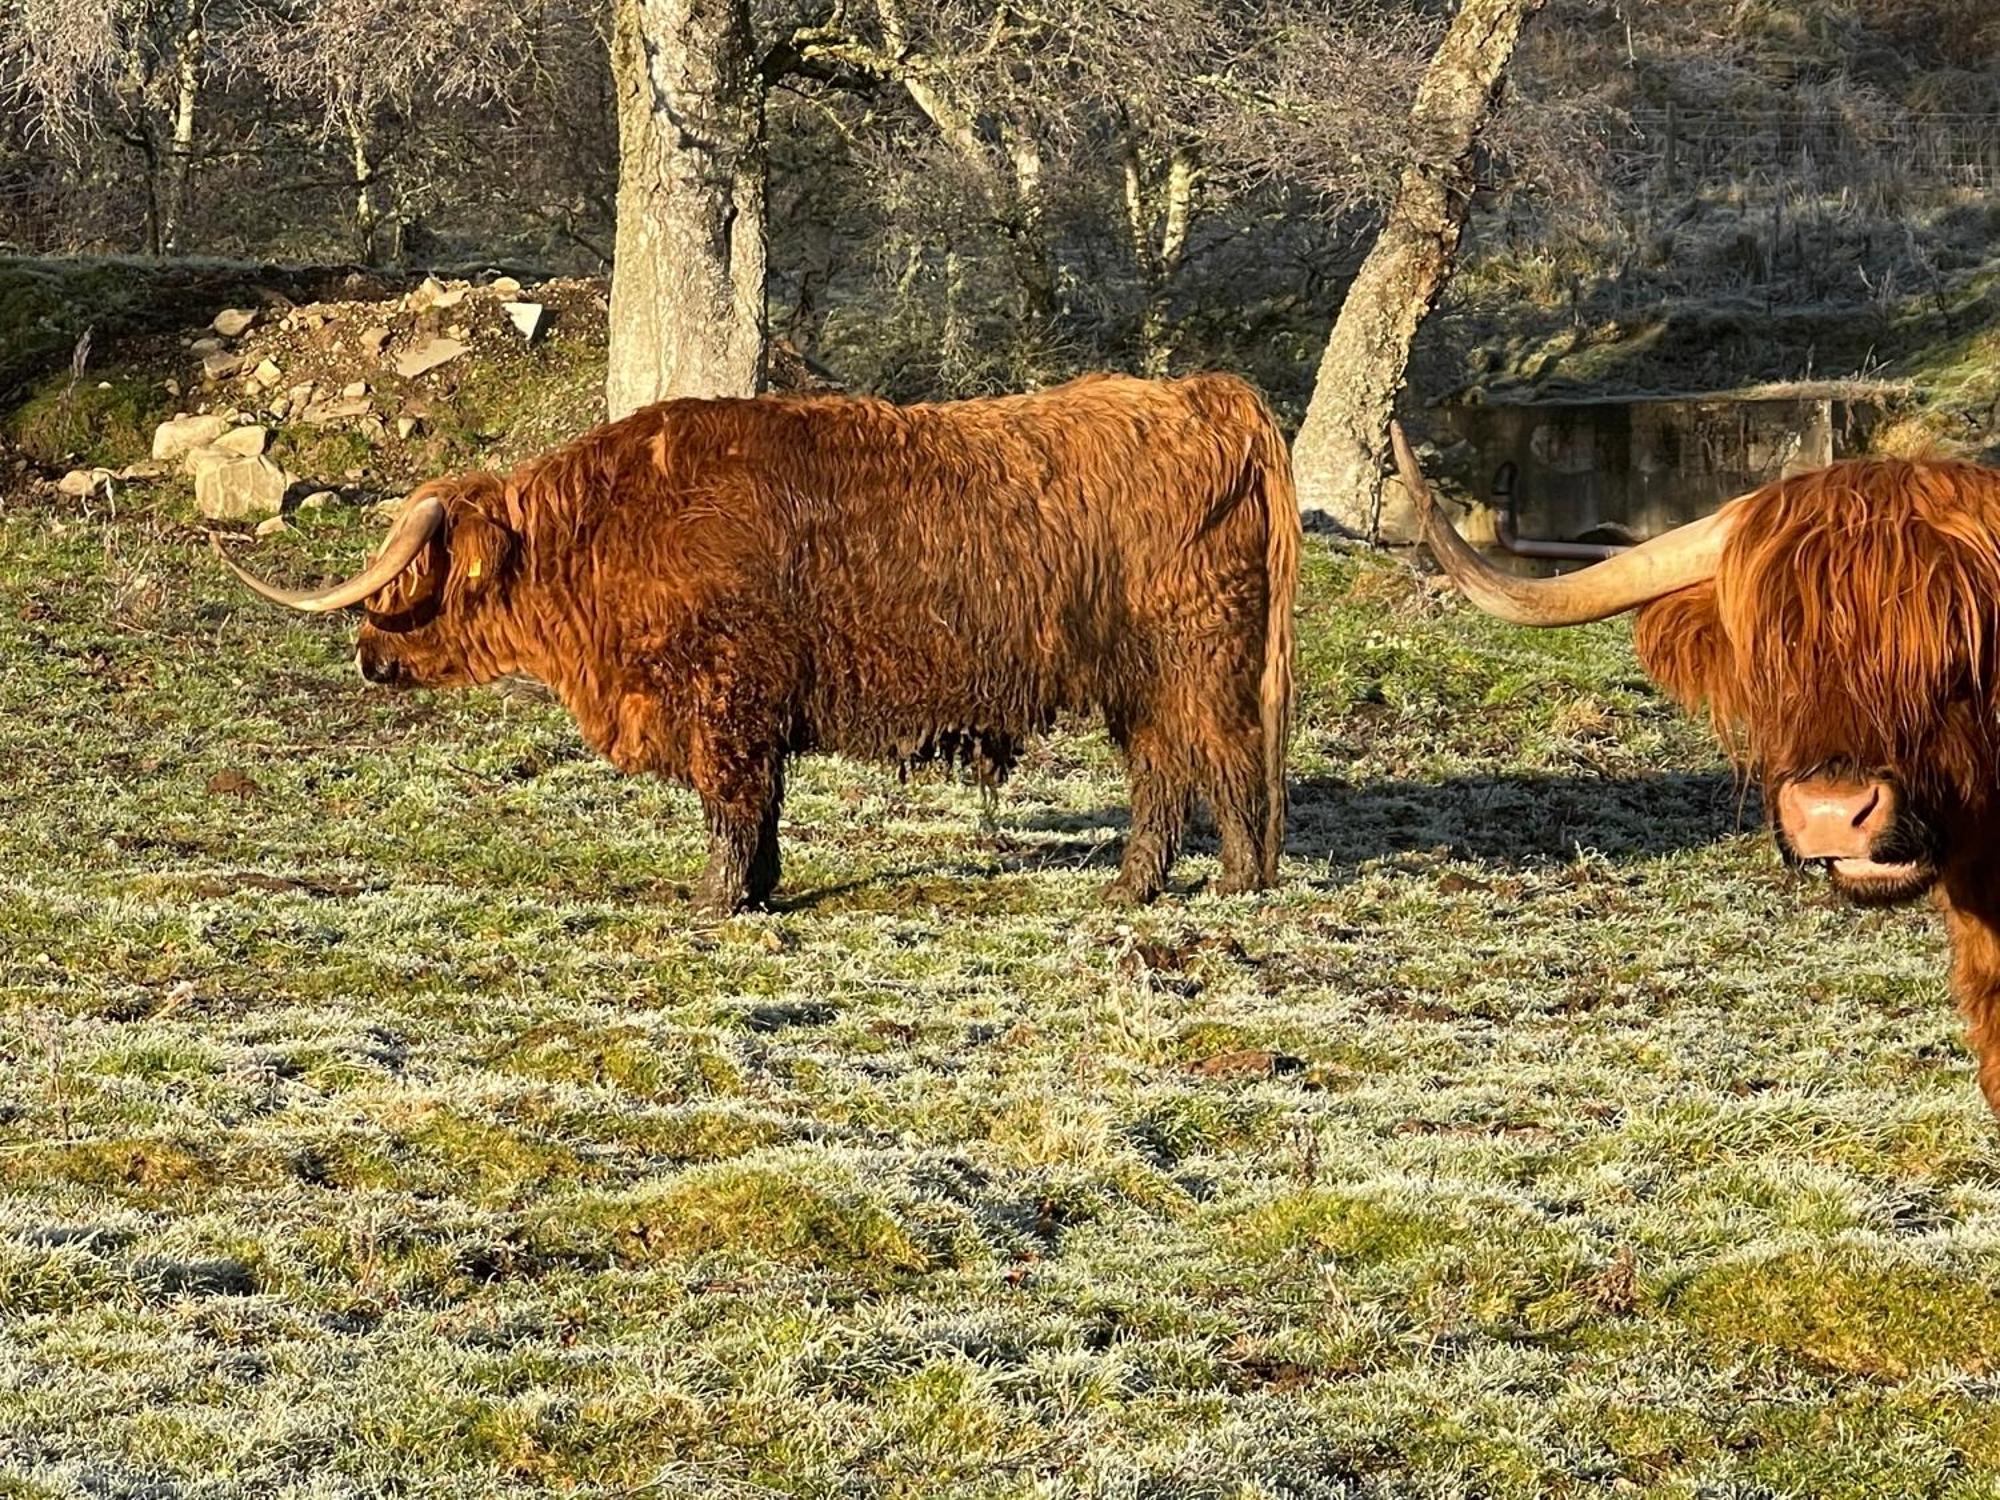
[1633,582,1743,726]
[445,509,516,606]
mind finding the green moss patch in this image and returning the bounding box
[570,1160,935,1284]
[7,372,169,468]
[1667,1246,2000,1379]
[486,1021,745,1100]
[1233,1188,1463,1268]
[0,1137,232,1201]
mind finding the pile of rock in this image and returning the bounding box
[37,272,605,516]
[153,411,291,523]
[188,307,263,388]
[168,274,571,474]
[32,271,843,520]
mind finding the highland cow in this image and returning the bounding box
[218,375,1299,914]
[1394,422,2000,1115]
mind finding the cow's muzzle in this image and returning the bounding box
[1774,773,1937,905]
[357,648,404,687]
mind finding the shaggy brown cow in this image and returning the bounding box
[217,374,1299,914]
[1393,423,2000,1114]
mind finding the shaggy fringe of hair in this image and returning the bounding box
[1635,458,2000,798]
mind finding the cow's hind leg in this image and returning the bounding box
[1198,651,1272,895]
[1102,716,1196,906]
[1207,733,1269,895]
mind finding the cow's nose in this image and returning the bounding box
[357,651,401,686]
[1776,775,1896,860]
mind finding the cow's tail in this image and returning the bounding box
[1245,394,1299,886]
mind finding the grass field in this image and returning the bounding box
[4,485,1999,1499]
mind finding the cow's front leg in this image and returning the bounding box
[1946,927,2000,1116]
[1941,856,2000,1116]
[746,761,785,907]
[1965,990,2000,1118]
[694,756,784,917]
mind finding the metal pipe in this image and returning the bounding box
[1488,461,1632,561]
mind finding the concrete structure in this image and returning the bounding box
[1434,392,1882,550]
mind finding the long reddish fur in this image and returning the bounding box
[362,372,1299,911]
[1631,456,2000,1110]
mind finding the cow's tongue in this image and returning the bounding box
[1831,858,1921,879]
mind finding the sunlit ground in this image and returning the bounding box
[2,492,1992,1499]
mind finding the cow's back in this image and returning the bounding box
[585,374,1278,761]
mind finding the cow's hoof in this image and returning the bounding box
[1098,876,1158,907]
[1212,870,1265,897]
[693,886,746,919]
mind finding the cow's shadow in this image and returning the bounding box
[1009,769,1759,883]
[1287,768,1759,870]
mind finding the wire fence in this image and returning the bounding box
[1612,106,2000,199]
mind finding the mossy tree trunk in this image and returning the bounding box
[1291,0,1546,538]
[606,0,768,419]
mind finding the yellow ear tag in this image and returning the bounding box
[467,559,483,579]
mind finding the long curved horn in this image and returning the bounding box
[1389,421,1742,626]
[210,495,448,613]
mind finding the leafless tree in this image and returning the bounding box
[233,0,554,263]
[2,0,215,252]
[1290,0,1548,538]
[763,0,1434,383]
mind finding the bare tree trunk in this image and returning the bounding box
[161,0,203,254]
[940,245,971,384]
[1000,115,1056,328]
[606,0,768,419]
[344,113,384,265]
[113,9,163,257]
[1122,134,1196,377]
[1291,0,1545,538]
[130,128,164,257]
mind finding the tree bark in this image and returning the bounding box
[606,0,768,419]
[161,0,202,254]
[1290,0,1545,539]
[347,111,381,266]
[1123,135,1196,377]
